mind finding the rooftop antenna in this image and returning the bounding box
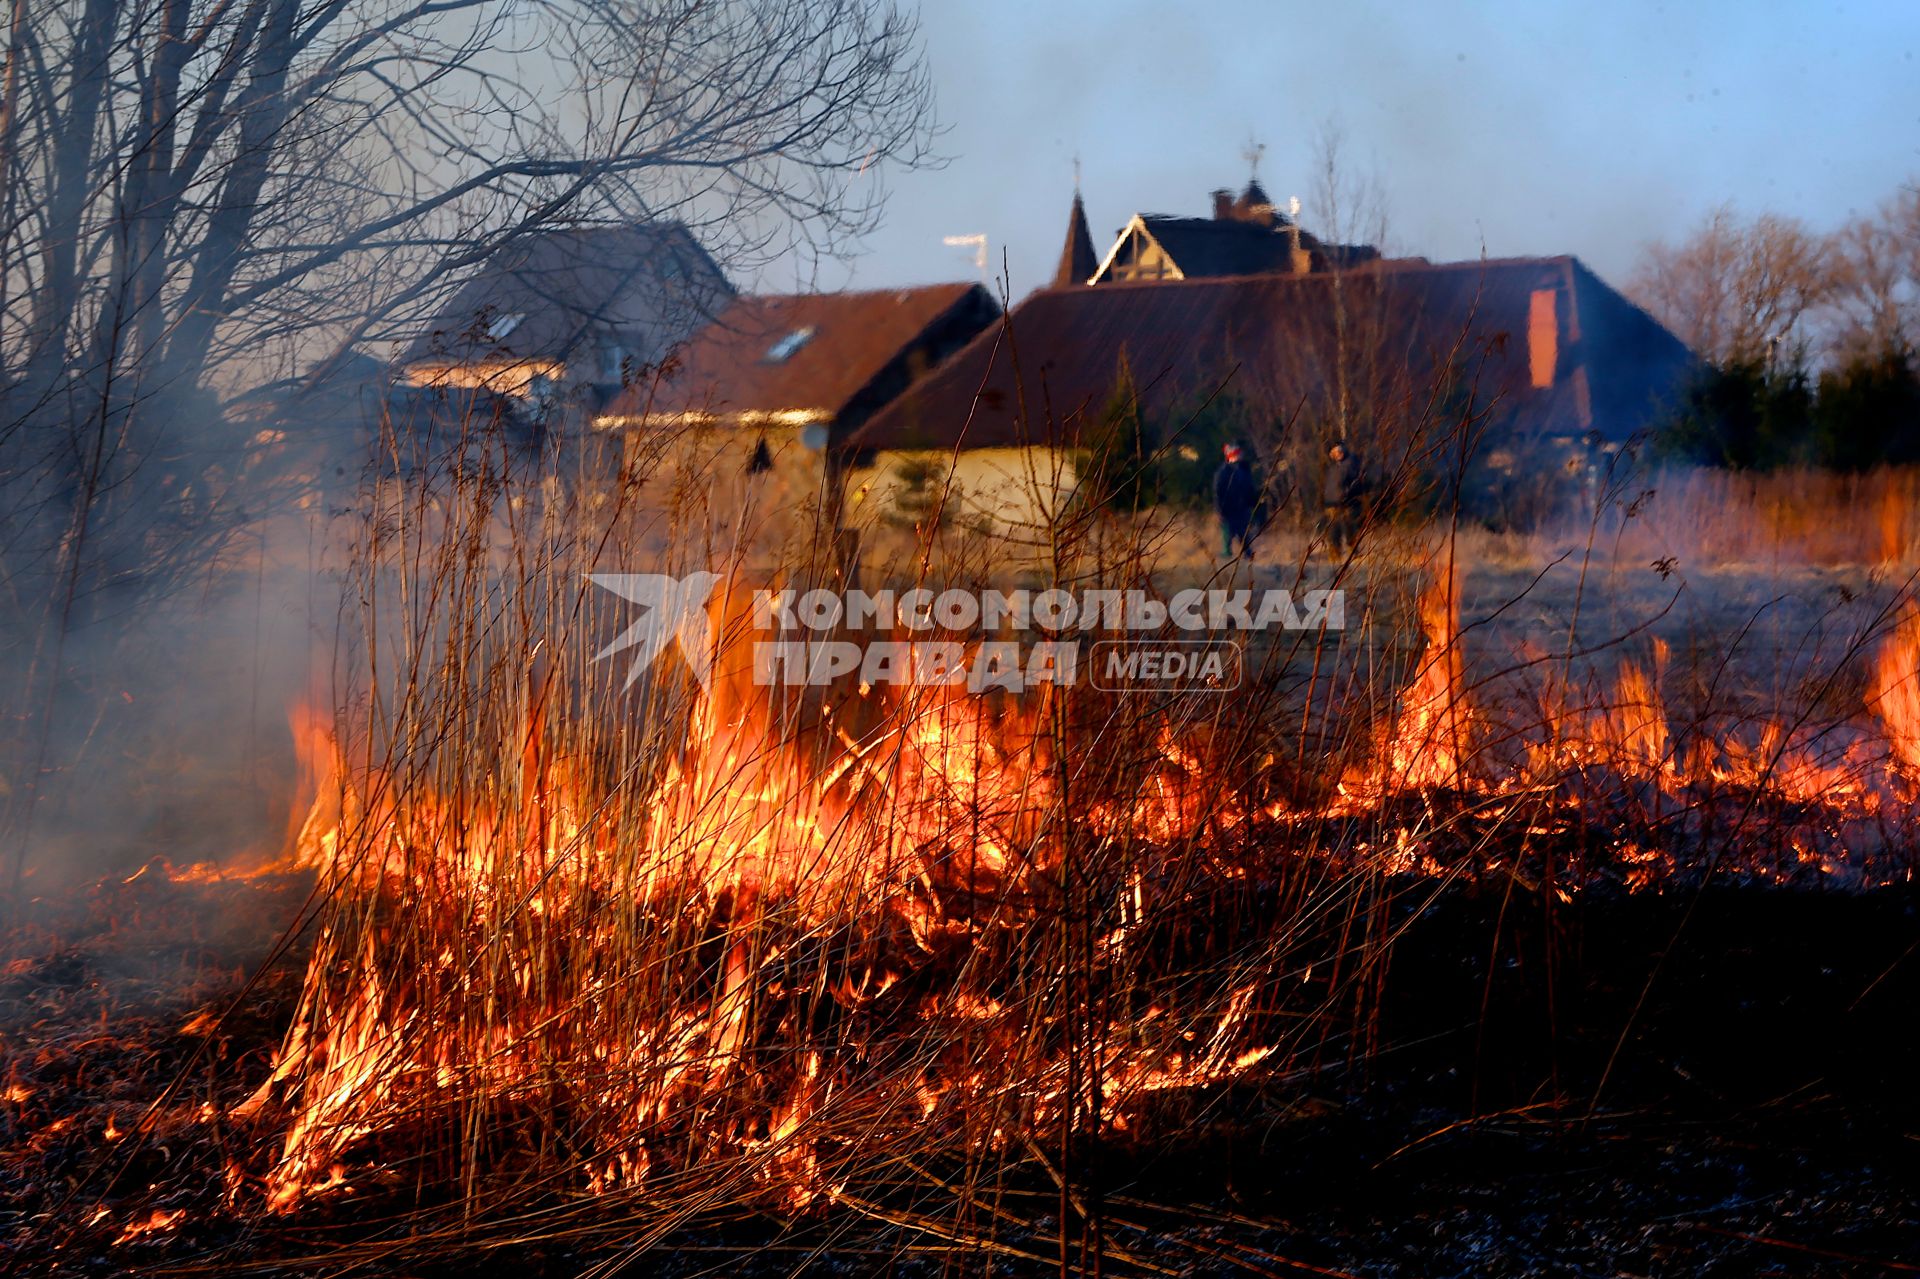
[1241,136,1267,182]
[1073,153,1082,192]
[943,233,989,272]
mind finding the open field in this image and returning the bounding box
[4,464,1919,1275]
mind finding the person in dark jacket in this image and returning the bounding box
[1213,442,1259,558]
[1320,441,1364,554]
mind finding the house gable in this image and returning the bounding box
[1089,215,1187,284]
[1086,179,1380,285]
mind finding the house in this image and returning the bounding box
[593,283,1000,561]
[234,225,730,493]
[844,254,1696,526]
[1083,180,1380,285]
[400,224,731,400]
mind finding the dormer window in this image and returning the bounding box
[486,311,526,342]
[764,326,816,363]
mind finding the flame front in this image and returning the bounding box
[243,567,1920,1217]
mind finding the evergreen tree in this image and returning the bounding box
[1657,360,1814,469]
[1814,349,1920,469]
[1086,351,1159,512]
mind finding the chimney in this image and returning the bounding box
[1211,189,1234,221]
[1284,196,1310,273]
[1528,288,1559,388]
[1288,223,1309,274]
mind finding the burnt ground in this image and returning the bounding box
[1115,884,1920,1277]
[0,864,313,1273]
[1,868,1915,1277]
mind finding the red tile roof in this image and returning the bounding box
[846,257,1695,453]
[602,283,998,427]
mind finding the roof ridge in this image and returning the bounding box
[1062,253,1580,295]
[738,281,979,304]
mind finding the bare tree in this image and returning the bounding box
[1301,122,1393,451]
[0,0,935,890]
[1244,123,1449,535]
[1828,182,1920,362]
[1628,203,1835,368]
[0,0,935,570]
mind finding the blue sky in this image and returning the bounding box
[787,0,1920,301]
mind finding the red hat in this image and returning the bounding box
[1223,444,1244,461]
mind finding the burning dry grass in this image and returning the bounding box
[10,424,1920,1272]
[249,610,1357,1236]
[229,444,1920,1258]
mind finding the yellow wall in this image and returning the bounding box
[618,424,835,571]
[842,447,1079,537]
[609,425,1078,571]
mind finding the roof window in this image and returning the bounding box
[764,326,816,363]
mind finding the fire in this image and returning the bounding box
[286,696,344,871]
[1873,609,1920,776]
[112,1208,185,1244]
[231,562,1920,1223]
[1527,641,1674,787]
[242,579,1286,1215]
[180,1010,221,1036]
[1596,644,1671,780]
[1343,567,1476,800]
[1396,570,1474,790]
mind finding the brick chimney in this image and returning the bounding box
[1211,189,1234,221]
[1288,222,1310,274]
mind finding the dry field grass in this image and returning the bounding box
[8,454,1918,1276]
